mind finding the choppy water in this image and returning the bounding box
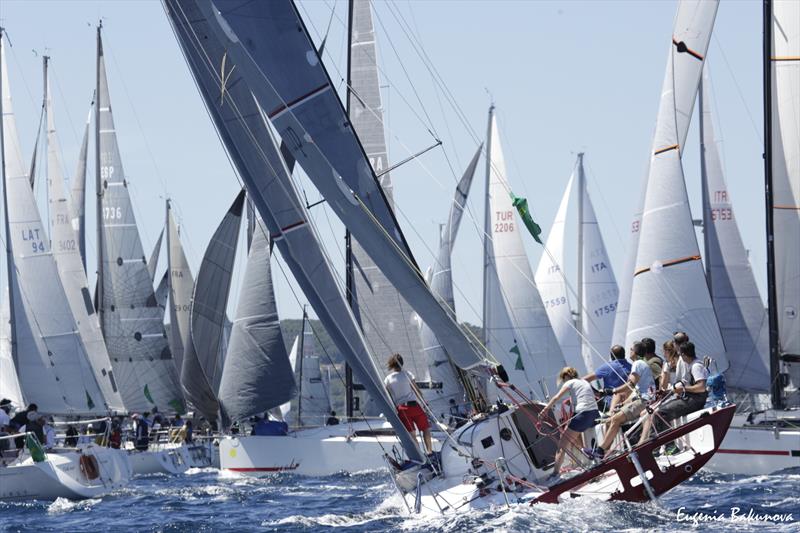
[1,467,797,532]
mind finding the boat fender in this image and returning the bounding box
[80,454,101,480]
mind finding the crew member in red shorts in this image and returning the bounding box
[383,354,432,454]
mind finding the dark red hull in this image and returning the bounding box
[535,404,736,504]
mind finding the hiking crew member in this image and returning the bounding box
[540,367,600,479]
[383,354,432,454]
[659,340,679,390]
[639,341,709,443]
[586,345,656,460]
[582,345,631,412]
[641,337,663,385]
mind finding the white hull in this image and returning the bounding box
[220,421,437,476]
[0,445,131,501]
[127,447,189,476]
[702,412,800,475]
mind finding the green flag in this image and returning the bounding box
[85,390,96,410]
[168,399,185,415]
[143,384,154,404]
[510,192,543,244]
[510,343,525,371]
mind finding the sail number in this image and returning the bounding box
[631,220,640,233]
[57,239,77,252]
[544,296,567,308]
[21,228,45,253]
[100,165,115,180]
[592,302,617,317]
[710,207,732,221]
[494,210,514,233]
[103,206,123,220]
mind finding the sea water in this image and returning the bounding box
[0,468,797,531]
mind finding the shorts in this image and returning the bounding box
[620,398,647,423]
[397,403,429,432]
[568,409,599,432]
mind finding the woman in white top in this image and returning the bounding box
[540,367,600,479]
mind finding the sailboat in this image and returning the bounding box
[702,0,800,475]
[535,153,619,374]
[0,34,130,501]
[286,311,333,428]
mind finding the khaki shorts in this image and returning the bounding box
[620,398,647,423]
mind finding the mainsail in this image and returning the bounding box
[164,0,426,463]
[700,67,769,391]
[613,0,720,347]
[419,146,481,420]
[483,106,566,398]
[166,201,193,375]
[0,290,24,408]
[626,1,728,371]
[196,0,487,371]
[347,0,425,382]
[70,103,91,273]
[535,170,582,373]
[44,57,125,412]
[1,39,108,415]
[182,190,244,421]
[95,27,183,413]
[218,216,295,427]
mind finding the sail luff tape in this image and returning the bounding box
[634,254,701,277]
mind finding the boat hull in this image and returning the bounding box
[127,447,189,476]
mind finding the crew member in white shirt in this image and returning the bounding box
[383,354,432,454]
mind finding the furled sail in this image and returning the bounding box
[196,0,487,371]
[166,201,193,375]
[288,325,332,427]
[626,1,728,371]
[147,227,164,282]
[95,28,183,413]
[1,39,108,415]
[770,0,800,360]
[613,0,720,347]
[700,67,769,391]
[347,0,425,382]
[218,216,295,426]
[70,104,91,273]
[164,0,425,463]
[419,146,481,420]
[484,107,566,398]
[535,170,583,373]
[44,58,125,412]
[182,190,244,421]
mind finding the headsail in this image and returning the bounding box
[95,27,183,413]
[288,321,332,427]
[0,289,24,409]
[613,0,720,347]
[164,0,425,463]
[419,146,481,420]
[700,67,769,391]
[166,201,193,375]
[626,1,728,371]
[44,56,125,412]
[218,216,295,427]
[484,107,566,398]
[147,227,164,282]
[70,103,91,273]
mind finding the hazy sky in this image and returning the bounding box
[1,0,766,326]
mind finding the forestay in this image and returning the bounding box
[45,62,125,412]
[700,68,769,391]
[1,40,108,415]
[613,0,720,347]
[197,0,487,371]
[218,217,295,427]
[483,107,566,398]
[419,146,480,420]
[164,0,426,464]
[96,31,183,413]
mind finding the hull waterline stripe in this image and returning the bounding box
[226,466,299,472]
[717,449,793,456]
[634,255,700,277]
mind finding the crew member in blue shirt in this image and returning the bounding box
[583,344,632,412]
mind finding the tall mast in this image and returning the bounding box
[482,105,494,349]
[762,0,782,409]
[576,153,585,350]
[95,21,105,333]
[0,28,18,363]
[297,306,307,426]
[344,0,356,419]
[699,75,712,285]
[42,56,49,232]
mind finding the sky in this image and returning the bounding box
[1,0,767,326]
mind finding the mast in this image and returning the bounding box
[0,28,17,364]
[482,104,494,349]
[297,306,307,426]
[576,153,585,351]
[699,75,712,284]
[344,0,355,419]
[95,21,104,333]
[763,0,782,409]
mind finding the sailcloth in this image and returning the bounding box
[613,0,720,347]
[96,31,183,413]
[626,7,728,371]
[147,227,164,282]
[700,68,769,391]
[288,327,332,427]
[182,190,244,421]
[2,40,108,415]
[419,146,481,420]
[484,107,566,398]
[45,61,125,412]
[535,171,582,373]
[166,202,193,375]
[0,290,24,408]
[770,0,800,359]
[196,0,487,371]
[218,217,295,426]
[164,0,425,463]
[70,104,91,273]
